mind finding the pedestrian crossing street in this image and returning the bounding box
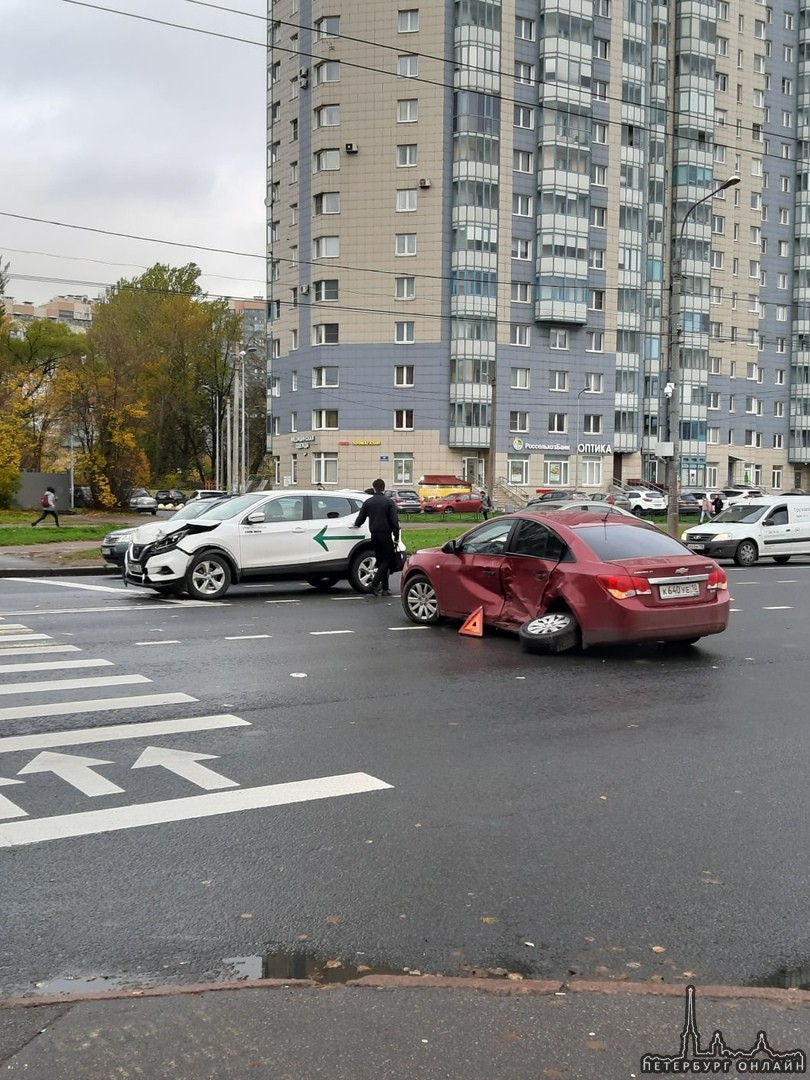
[0,619,391,848]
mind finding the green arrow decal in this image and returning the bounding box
[313,526,359,551]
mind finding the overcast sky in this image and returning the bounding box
[1,0,267,307]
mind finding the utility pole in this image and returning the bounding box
[487,373,497,491]
[665,174,740,538]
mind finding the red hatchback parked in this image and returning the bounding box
[421,491,483,514]
[400,510,729,653]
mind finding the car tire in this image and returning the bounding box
[733,540,758,567]
[307,574,340,591]
[773,555,791,564]
[401,573,441,625]
[444,507,454,514]
[348,548,377,593]
[185,553,232,600]
[519,611,579,654]
[151,510,157,516]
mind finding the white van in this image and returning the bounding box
[682,495,810,566]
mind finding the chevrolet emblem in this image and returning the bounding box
[675,567,688,575]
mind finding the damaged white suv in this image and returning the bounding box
[124,490,403,600]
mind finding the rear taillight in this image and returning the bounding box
[597,573,653,599]
[707,566,728,591]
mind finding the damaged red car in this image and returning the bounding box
[400,510,730,653]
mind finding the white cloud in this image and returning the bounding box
[0,0,267,303]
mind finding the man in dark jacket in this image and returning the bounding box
[353,479,400,596]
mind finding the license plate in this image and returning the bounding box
[101,546,112,554]
[659,582,700,599]
[687,543,706,552]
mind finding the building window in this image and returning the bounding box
[511,238,531,260]
[395,321,415,343]
[314,191,340,215]
[593,80,608,100]
[510,324,530,346]
[514,105,534,128]
[312,452,338,485]
[313,149,340,172]
[707,427,720,444]
[583,415,602,434]
[398,9,419,32]
[313,104,340,127]
[511,367,530,390]
[313,279,339,301]
[508,456,530,485]
[589,248,605,269]
[515,16,535,39]
[515,62,535,85]
[312,366,339,387]
[591,206,607,228]
[290,411,297,432]
[290,329,298,351]
[312,235,339,259]
[398,54,419,77]
[594,38,609,59]
[513,150,533,172]
[585,373,603,393]
[774,401,784,418]
[543,458,569,486]
[592,164,607,186]
[291,371,298,392]
[314,60,341,85]
[775,369,785,384]
[314,16,340,40]
[550,330,568,351]
[394,409,414,430]
[395,233,417,256]
[312,409,339,429]
[396,188,418,212]
[394,453,414,484]
[395,276,415,299]
[509,411,529,433]
[550,369,568,391]
[589,289,605,311]
[397,143,417,166]
[772,468,783,490]
[586,332,604,352]
[512,194,533,216]
[548,412,567,433]
[395,365,414,387]
[397,98,418,122]
[581,458,603,487]
[511,282,531,303]
[773,433,784,449]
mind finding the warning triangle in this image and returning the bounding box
[459,606,484,637]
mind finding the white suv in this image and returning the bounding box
[124,490,400,600]
[624,488,667,515]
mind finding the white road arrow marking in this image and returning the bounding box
[0,777,27,820]
[17,752,124,797]
[131,747,238,791]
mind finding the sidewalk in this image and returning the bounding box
[0,539,112,577]
[2,977,808,1079]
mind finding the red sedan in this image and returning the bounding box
[400,510,729,653]
[421,492,483,514]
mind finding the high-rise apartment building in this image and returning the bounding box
[266,0,810,497]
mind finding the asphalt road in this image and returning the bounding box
[0,566,809,998]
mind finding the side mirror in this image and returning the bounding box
[763,519,774,527]
[246,511,265,524]
[441,539,457,554]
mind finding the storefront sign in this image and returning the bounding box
[351,440,382,446]
[577,442,613,454]
[511,438,571,452]
[291,434,316,449]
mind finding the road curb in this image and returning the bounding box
[1,975,808,1010]
[0,564,115,578]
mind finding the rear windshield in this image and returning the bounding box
[712,504,768,524]
[575,523,691,560]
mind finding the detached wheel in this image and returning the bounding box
[185,553,232,600]
[307,574,339,591]
[773,555,791,565]
[348,548,377,593]
[733,539,758,567]
[519,611,579,654]
[401,574,441,625]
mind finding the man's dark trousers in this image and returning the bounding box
[371,532,396,591]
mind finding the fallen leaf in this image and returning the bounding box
[325,960,342,969]
[506,972,524,981]
[325,915,344,925]
[680,971,697,978]
[651,945,666,953]
[481,916,498,924]
[239,913,253,920]
[701,877,723,886]
[356,964,371,973]
[599,795,608,801]
[523,941,535,948]
[626,962,642,969]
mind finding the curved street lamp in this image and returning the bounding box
[665,174,741,537]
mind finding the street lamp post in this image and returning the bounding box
[665,174,740,537]
[575,386,588,490]
[201,385,221,489]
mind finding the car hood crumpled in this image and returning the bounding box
[131,518,221,545]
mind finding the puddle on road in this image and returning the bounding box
[222,949,405,983]
[221,947,537,984]
[31,974,129,996]
[749,961,810,991]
